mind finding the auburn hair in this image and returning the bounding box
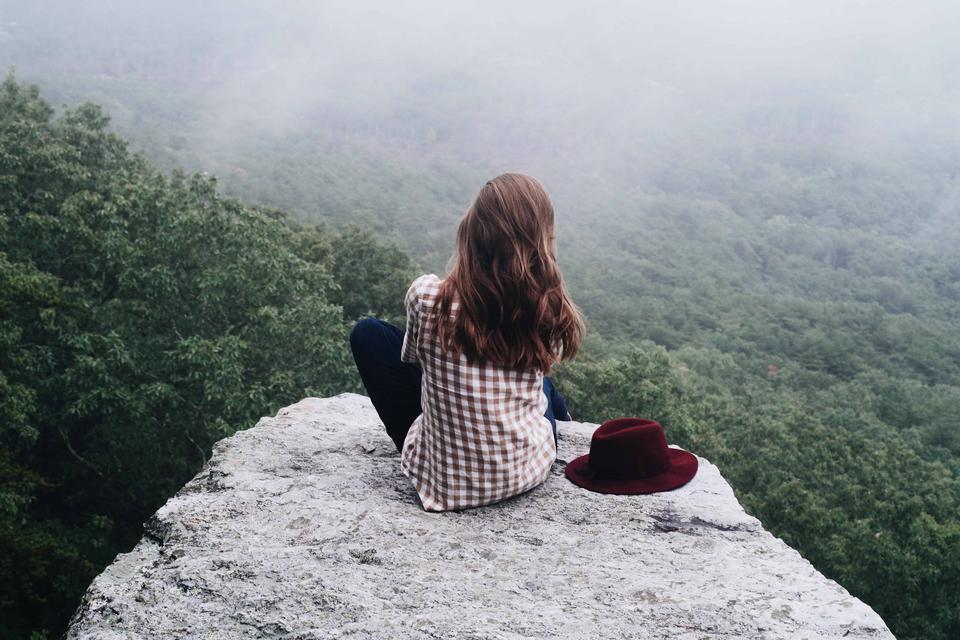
[435,173,585,374]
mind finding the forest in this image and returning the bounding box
[2,2,959,639]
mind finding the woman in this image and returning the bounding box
[350,173,585,511]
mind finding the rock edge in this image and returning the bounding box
[65,393,894,639]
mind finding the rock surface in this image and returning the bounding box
[66,393,894,639]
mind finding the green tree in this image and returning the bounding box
[0,74,365,638]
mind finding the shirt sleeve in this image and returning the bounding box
[400,276,423,365]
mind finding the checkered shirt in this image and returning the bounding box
[399,273,557,512]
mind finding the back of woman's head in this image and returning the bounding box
[436,173,585,373]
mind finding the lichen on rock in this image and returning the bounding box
[65,393,894,639]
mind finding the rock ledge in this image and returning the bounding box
[66,393,894,639]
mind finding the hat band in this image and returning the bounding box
[587,458,671,481]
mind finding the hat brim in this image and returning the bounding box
[564,448,699,494]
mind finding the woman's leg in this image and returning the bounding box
[542,376,572,447]
[547,377,572,422]
[349,317,422,452]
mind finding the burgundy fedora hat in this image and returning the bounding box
[565,417,698,494]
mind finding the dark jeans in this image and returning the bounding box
[349,317,571,452]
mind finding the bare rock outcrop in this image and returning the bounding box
[66,393,894,639]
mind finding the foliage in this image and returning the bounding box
[319,225,417,326]
[0,75,413,638]
[3,22,960,635]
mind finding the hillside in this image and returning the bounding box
[2,3,960,637]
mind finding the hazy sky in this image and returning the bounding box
[4,1,958,110]
[2,0,958,249]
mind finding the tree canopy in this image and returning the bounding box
[0,75,414,638]
[2,62,959,640]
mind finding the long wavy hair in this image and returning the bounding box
[435,173,585,374]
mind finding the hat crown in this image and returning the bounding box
[587,418,672,480]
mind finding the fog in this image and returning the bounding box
[1,0,959,265]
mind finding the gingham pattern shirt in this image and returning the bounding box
[399,273,557,511]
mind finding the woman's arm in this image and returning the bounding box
[400,277,423,366]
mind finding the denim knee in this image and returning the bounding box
[349,317,382,356]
